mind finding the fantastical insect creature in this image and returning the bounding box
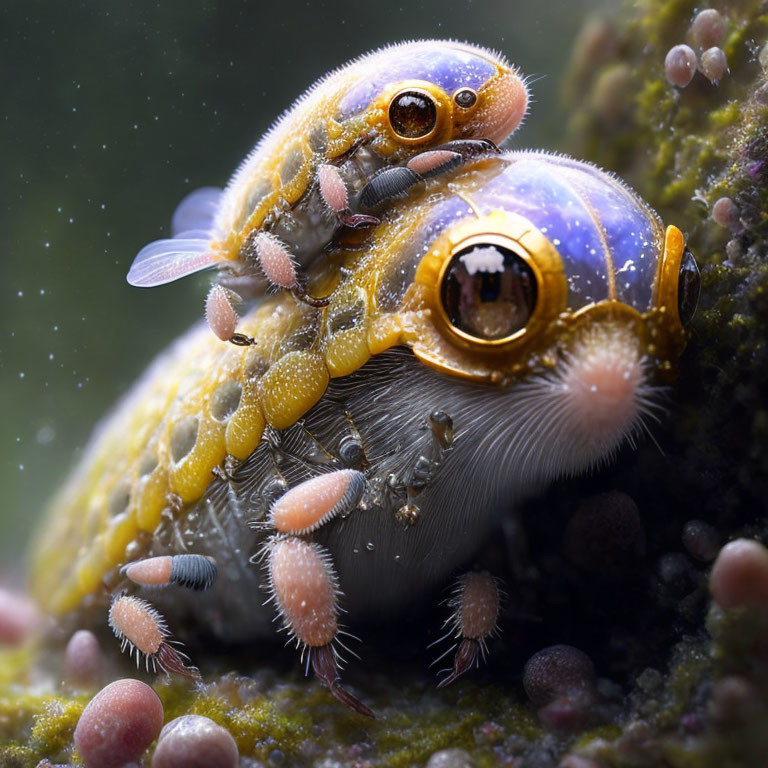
[31,150,699,715]
[126,40,528,344]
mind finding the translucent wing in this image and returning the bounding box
[171,187,223,238]
[127,238,224,287]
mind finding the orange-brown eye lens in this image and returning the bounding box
[389,90,438,139]
[453,88,477,109]
[441,243,537,340]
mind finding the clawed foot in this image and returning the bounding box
[436,637,480,689]
[432,571,501,689]
[337,209,380,229]
[312,644,375,718]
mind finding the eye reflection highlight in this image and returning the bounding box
[440,244,537,341]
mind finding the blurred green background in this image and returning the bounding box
[0,0,610,573]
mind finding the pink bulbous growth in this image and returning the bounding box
[65,629,103,688]
[267,537,339,648]
[471,70,528,146]
[457,572,499,641]
[712,196,741,231]
[0,587,39,645]
[317,164,349,213]
[108,594,199,679]
[407,149,461,175]
[124,556,173,587]
[74,678,164,768]
[689,9,726,50]
[709,538,768,610]
[700,47,728,84]
[152,715,239,768]
[665,45,697,88]
[523,644,597,708]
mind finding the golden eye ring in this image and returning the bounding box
[384,80,451,146]
[414,210,568,354]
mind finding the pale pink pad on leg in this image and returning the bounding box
[108,594,198,678]
[109,595,165,657]
[407,150,461,176]
[268,538,338,648]
[317,164,349,213]
[269,469,365,535]
[205,285,239,341]
[253,231,298,289]
[123,556,173,587]
[458,571,500,640]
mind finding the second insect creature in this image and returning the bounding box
[127,40,529,343]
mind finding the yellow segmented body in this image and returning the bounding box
[31,151,691,622]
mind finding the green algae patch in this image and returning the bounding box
[29,697,84,756]
[565,0,768,259]
[659,641,712,727]
[372,685,541,768]
[0,689,86,768]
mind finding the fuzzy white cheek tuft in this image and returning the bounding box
[557,324,646,452]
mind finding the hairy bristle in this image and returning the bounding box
[170,554,218,591]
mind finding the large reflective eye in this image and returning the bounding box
[441,243,537,341]
[389,90,438,139]
[677,247,700,326]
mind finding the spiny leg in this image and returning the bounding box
[433,571,501,689]
[108,593,200,680]
[260,469,372,716]
[265,536,373,717]
[109,555,219,679]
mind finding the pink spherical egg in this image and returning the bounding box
[74,678,164,768]
[152,715,239,768]
[0,587,39,645]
